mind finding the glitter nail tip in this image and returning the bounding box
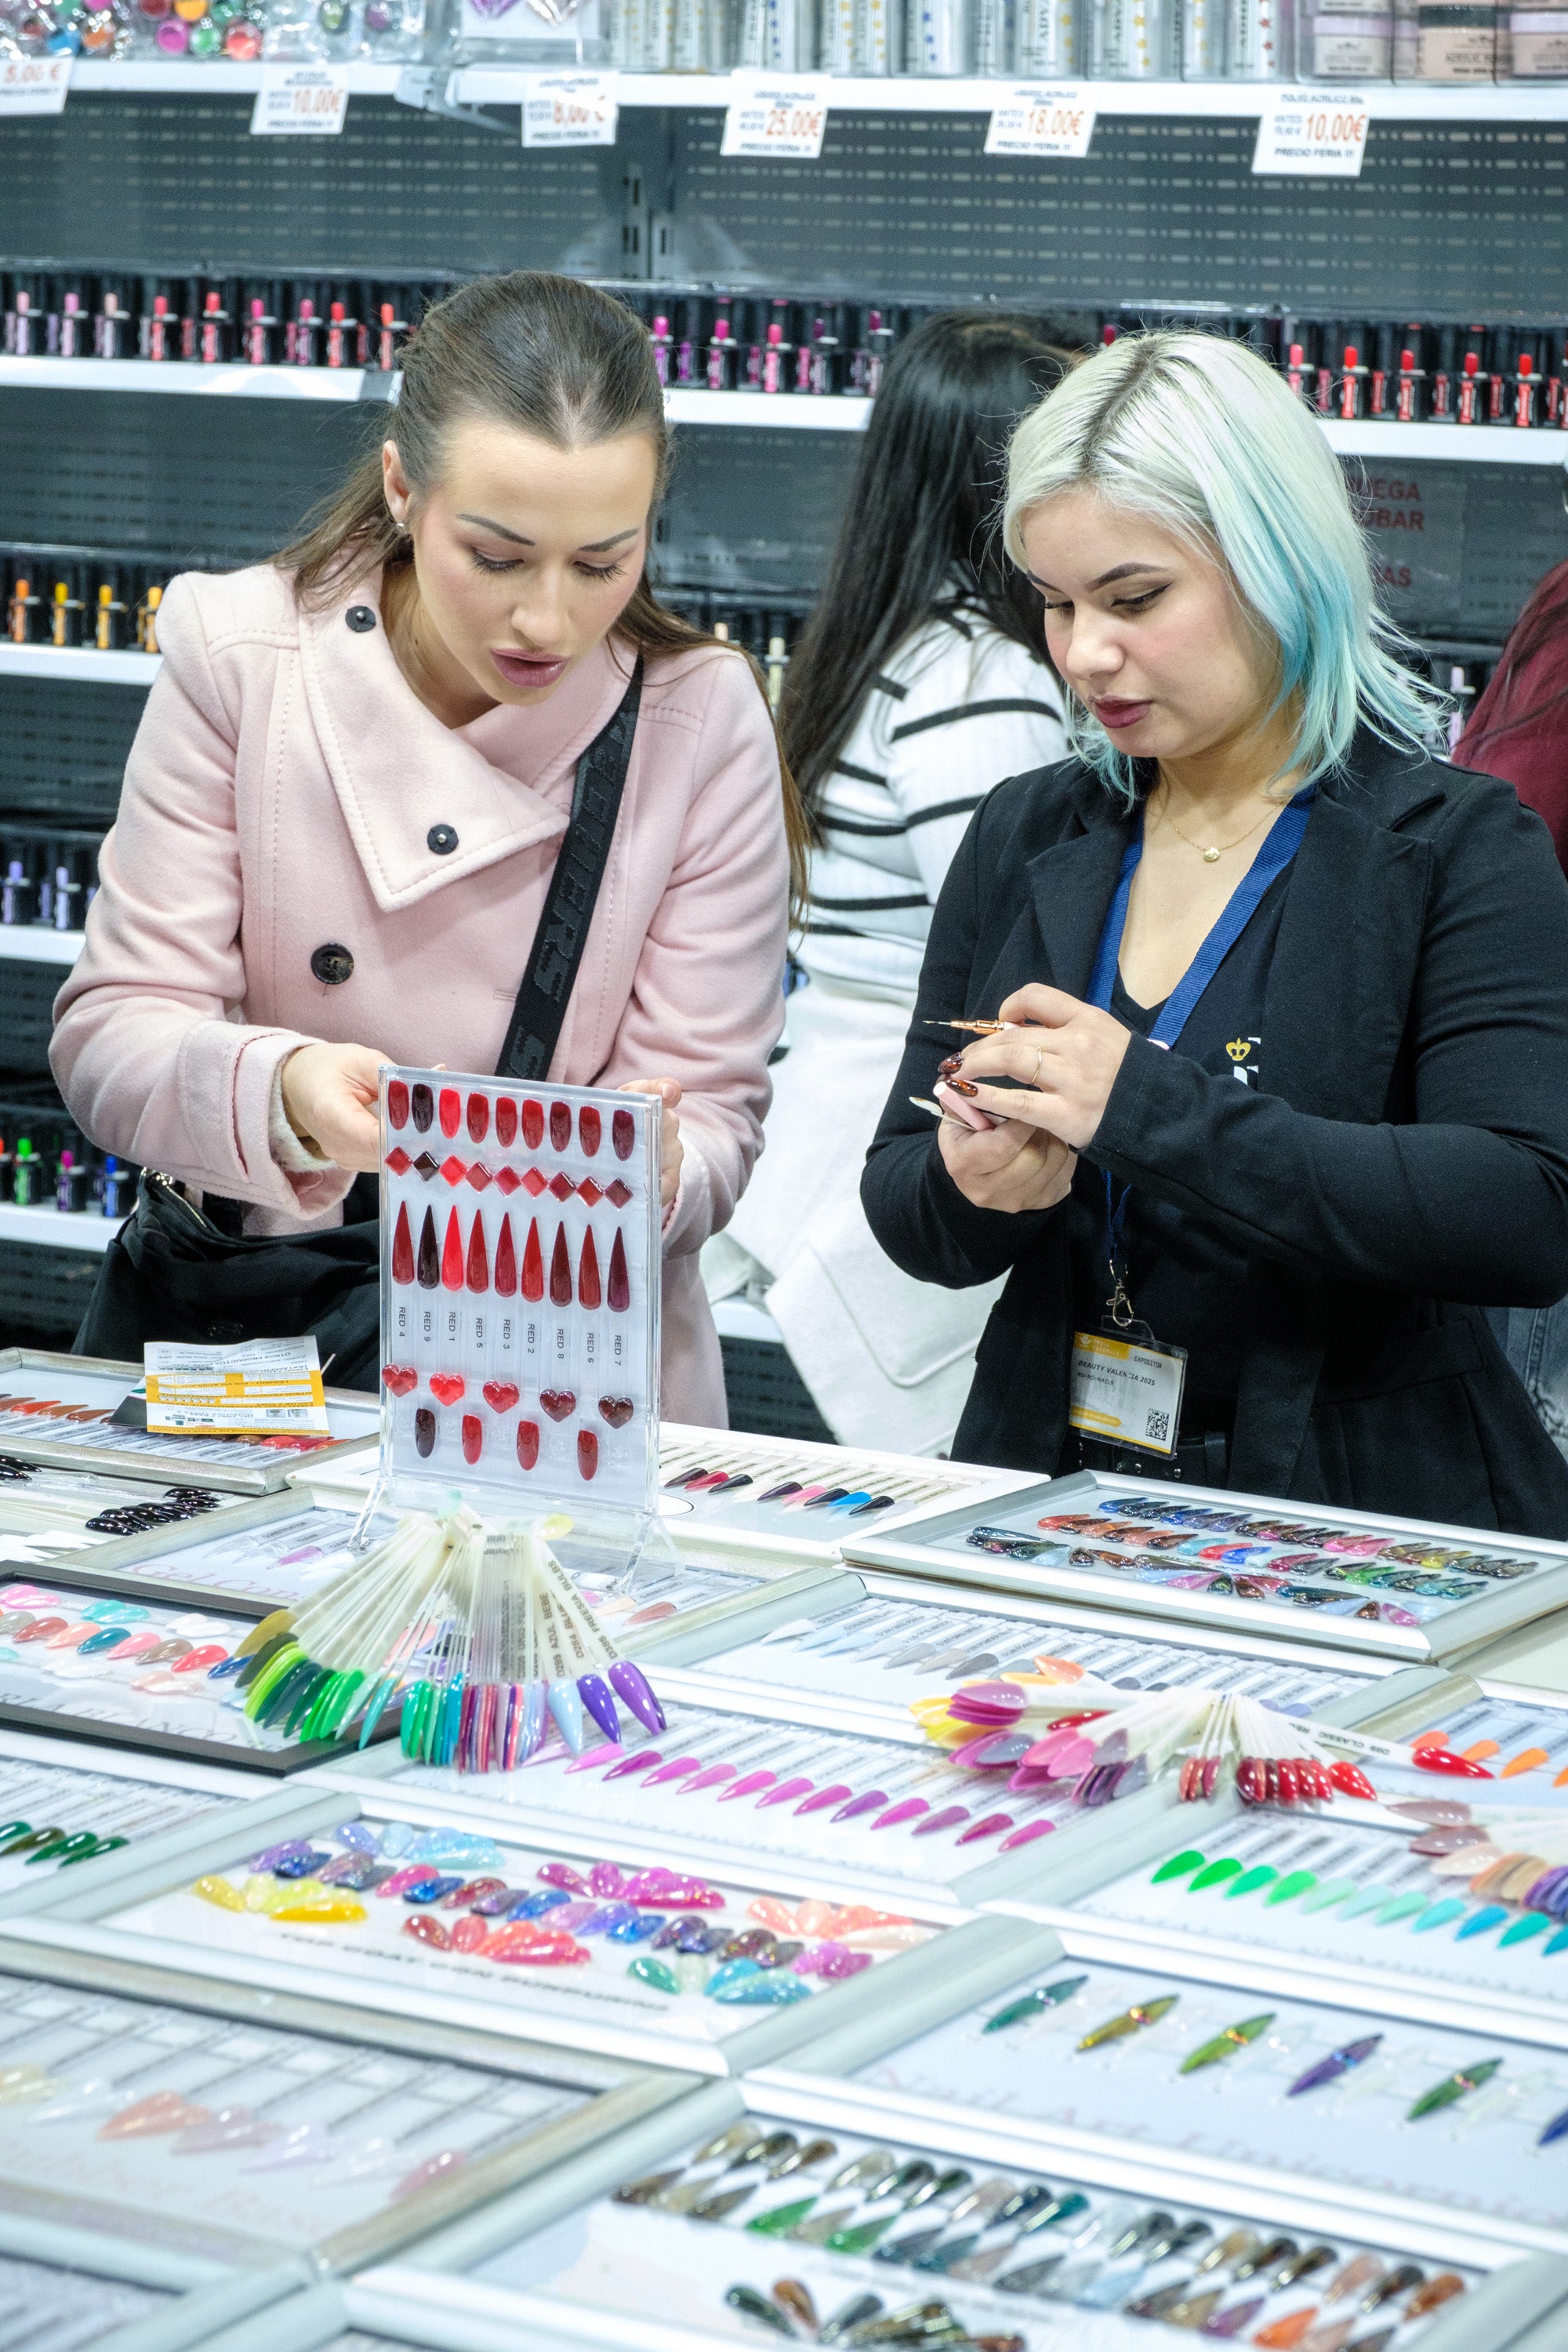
[387,1080,410,1129]
[613,1107,637,1160]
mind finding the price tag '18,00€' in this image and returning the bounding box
[721,76,829,160]
[985,84,1096,160]
[1253,88,1370,177]
[250,64,352,137]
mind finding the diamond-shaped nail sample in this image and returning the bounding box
[385,1148,412,1176]
[466,1162,492,1192]
[521,1168,547,1197]
[579,1178,604,1206]
[495,1167,522,1196]
[440,1156,467,1186]
[549,1172,575,1201]
[606,1179,633,1207]
[414,1152,441,1181]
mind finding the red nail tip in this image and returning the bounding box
[494,1167,522,1196]
[521,1168,548,1197]
[599,1396,633,1428]
[495,1098,517,1148]
[416,1207,439,1287]
[391,1201,414,1285]
[956,1812,1014,1845]
[540,1389,576,1422]
[466,1214,489,1293]
[578,1178,604,1206]
[482,1381,519,1412]
[385,1147,412,1176]
[438,1087,461,1138]
[439,1156,466,1187]
[550,1102,572,1152]
[381,1364,417,1396]
[548,1172,575,1202]
[462,1415,483,1465]
[415,1407,436,1456]
[579,1106,601,1156]
[466,1093,488,1143]
[411,1083,434,1133]
[578,1429,599,1479]
[517,1420,539,1471]
[521,1221,544,1302]
[579,1229,601,1309]
[494,1214,517,1296]
[550,1225,572,1307]
[612,1107,637,1160]
[440,1210,464,1290]
[387,1080,410,1130]
[521,1099,545,1149]
[608,1229,630,1312]
[605,1179,633,1208]
[465,1162,492,1192]
[429,1372,465,1405]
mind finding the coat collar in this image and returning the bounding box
[296,568,635,915]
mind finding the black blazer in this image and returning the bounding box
[862,730,1568,1537]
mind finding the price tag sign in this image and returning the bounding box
[720,75,829,161]
[249,64,351,137]
[0,53,71,114]
[985,83,1095,160]
[1253,87,1370,177]
[522,70,618,147]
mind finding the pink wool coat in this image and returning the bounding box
[51,562,792,1424]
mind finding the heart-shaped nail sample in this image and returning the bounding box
[381,1366,418,1396]
[599,1396,634,1428]
[483,1381,520,1414]
[540,1390,576,1422]
[428,1373,466,1406]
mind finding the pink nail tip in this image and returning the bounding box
[999,1819,1058,1852]
[755,1776,814,1808]
[795,1784,851,1815]
[832,1789,887,1823]
[604,1748,662,1780]
[644,1755,704,1786]
[564,1742,620,1774]
[871,1798,930,1831]
[720,1771,777,1802]
[912,1805,971,1838]
[956,1812,1015,1845]
[679,1764,737,1794]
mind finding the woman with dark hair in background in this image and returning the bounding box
[707,309,1076,1453]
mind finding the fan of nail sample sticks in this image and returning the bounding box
[910,1668,1469,1809]
[238,1501,666,1769]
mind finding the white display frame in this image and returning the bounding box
[0,2207,311,2352]
[846,1467,1568,1664]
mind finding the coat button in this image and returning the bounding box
[427,824,459,855]
[310,942,354,985]
[346,605,376,633]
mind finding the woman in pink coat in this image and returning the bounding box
[51,272,803,1425]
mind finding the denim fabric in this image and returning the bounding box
[1489,1298,1568,1464]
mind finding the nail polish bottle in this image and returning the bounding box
[178,275,203,362]
[1547,332,1567,429]
[1487,325,1513,425]
[1311,321,1338,415]
[674,299,700,387]
[100,1155,126,1219]
[1395,330,1425,423]
[56,283,86,359]
[1428,323,1454,421]
[764,613,789,712]
[1456,329,1486,425]
[1337,337,1368,421]
[0,856,20,924]
[12,1139,37,1210]
[138,581,163,655]
[867,305,896,397]
[289,285,321,368]
[1367,322,1396,419]
[706,297,734,391]
[1283,330,1310,401]
[6,572,38,646]
[762,301,793,396]
[1514,337,1539,430]
[198,285,230,365]
[50,572,82,652]
[56,1149,88,1214]
[95,280,127,361]
[648,310,673,387]
[0,1139,10,1204]
[53,852,82,933]
[374,295,407,374]
[809,306,844,396]
[144,285,173,365]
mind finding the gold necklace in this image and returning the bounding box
[1155,784,1276,865]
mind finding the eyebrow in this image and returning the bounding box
[457,513,641,555]
[1028,560,1170,593]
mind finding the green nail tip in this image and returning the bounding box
[1412,1898,1466,1933]
[1372,1891,1429,1927]
[826,2216,898,2255]
[746,2197,818,2237]
[1501,1910,1553,1948]
[984,1976,1088,2032]
[1224,1865,1279,1900]
[1407,2057,1503,2119]
[1189,1858,1245,1893]
[1179,2013,1275,2074]
[1264,1870,1319,1906]
[626,1955,680,1995]
[1337,1882,1395,1921]
[1298,1878,1358,1913]
[1077,1994,1179,2050]
[1152,1849,1207,1885]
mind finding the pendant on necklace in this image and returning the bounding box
[1203,848,1221,863]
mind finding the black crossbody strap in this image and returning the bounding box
[497,656,644,1083]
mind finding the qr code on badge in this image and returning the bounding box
[1145,1409,1171,1445]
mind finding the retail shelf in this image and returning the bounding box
[0,356,372,402]
[0,645,159,684]
[0,1203,122,1251]
[1324,419,1568,466]
[664,387,869,429]
[0,930,85,966]
[68,59,406,93]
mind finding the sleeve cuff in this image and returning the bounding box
[268,1053,335,1173]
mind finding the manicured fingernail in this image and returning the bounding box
[946,1079,978,1098]
[938,1057,963,1076]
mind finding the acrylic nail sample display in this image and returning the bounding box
[1069,1805,1568,2002]
[0,1965,592,2263]
[380,1070,659,1515]
[1356,1690,1568,1809]
[322,1693,1111,1904]
[107,1814,941,2071]
[848,1951,1568,2232]
[0,1349,378,1494]
[0,1738,246,1893]
[848,1469,1568,1663]
[59,1501,394,1611]
[684,1571,1384,1725]
[0,1457,239,1574]
[455,2105,1486,2352]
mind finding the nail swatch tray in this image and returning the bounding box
[757,1936,1568,2249]
[1327,1669,1568,1813]
[0,2211,285,2352]
[844,1468,1568,1664]
[26,1786,1035,2082]
[0,1349,379,1495]
[0,1937,681,2272]
[357,2079,1557,2352]
[656,1422,1044,1570]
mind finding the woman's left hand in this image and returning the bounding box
[942,985,1133,1150]
[620,1077,684,1211]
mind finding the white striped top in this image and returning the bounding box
[798,608,1068,998]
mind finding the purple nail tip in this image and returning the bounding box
[912,1805,970,1838]
[795,1784,851,1816]
[832,1788,887,1823]
[575,1674,622,1742]
[248,1840,316,1873]
[757,1776,815,1809]
[608,1659,666,1733]
[1200,2297,1263,2338]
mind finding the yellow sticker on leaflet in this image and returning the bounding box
[143,1338,330,1437]
[1068,1329,1187,1459]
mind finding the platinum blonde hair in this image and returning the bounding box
[1003,330,1446,801]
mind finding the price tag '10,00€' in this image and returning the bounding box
[985,84,1096,159]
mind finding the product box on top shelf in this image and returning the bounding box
[0,1935,678,2271]
[844,1468,1568,1667]
[334,2071,1568,2352]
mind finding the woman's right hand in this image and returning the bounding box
[936,1102,1078,1214]
[280,1042,392,1174]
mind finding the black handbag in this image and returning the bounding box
[72,659,644,1388]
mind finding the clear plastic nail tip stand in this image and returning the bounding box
[334,2077,1568,2352]
[379,1069,660,1577]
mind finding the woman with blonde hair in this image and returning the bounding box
[864,329,1568,1532]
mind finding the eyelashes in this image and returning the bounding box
[468,551,631,583]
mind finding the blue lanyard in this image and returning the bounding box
[1087,787,1315,1327]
